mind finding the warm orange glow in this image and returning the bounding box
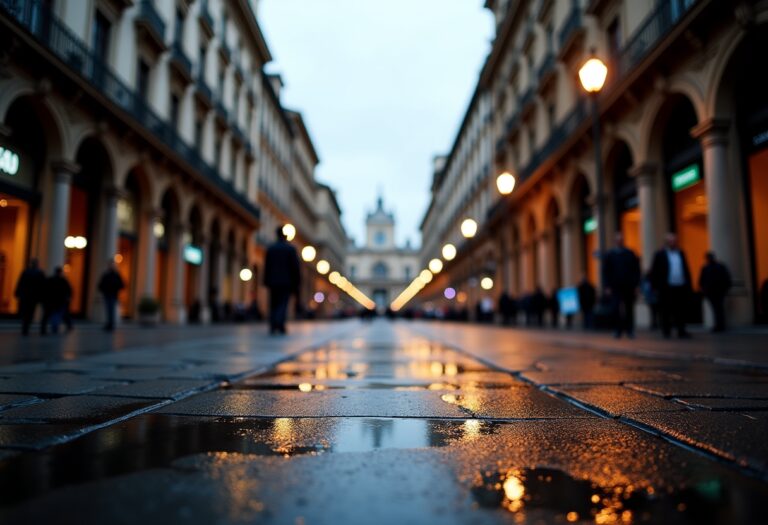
[316,260,330,274]
[461,218,478,238]
[496,171,516,195]
[428,258,443,274]
[442,243,457,261]
[282,223,296,241]
[301,245,317,262]
[579,57,608,93]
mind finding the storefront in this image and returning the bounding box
[612,142,641,257]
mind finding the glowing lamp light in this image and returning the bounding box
[239,268,253,282]
[461,218,478,239]
[328,271,341,284]
[428,258,443,274]
[578,56,608,94]
[496,171,516,195]
[153,221,165,238]
[114,254,124,264]
[316,260,330,275]
[64,236,88,250]
[480,277,494,290]
[301,245,317,262]
[282,223,296,241]
[442,243,457,261]
[313,292,325,303]
[420,269,433,284]
[444,287,456,300]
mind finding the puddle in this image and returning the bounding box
[470,467,763,524]
[0,415,489,508]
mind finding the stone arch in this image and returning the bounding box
[0,84,68,161]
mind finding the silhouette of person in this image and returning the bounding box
[14,259,45,336]
[264,226,300,335]
[602,232,641,339]
[98,261,125,331]
[577,276,596,330]
[650,233,693,339]
[42,267,73,335]
[699,251,732,333]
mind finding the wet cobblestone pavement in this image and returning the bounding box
[1,320,768,523]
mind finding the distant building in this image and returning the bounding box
[346,196,419,311]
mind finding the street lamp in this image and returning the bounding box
[480,277,494,291]
[496,171,516,195]
[316,259,330,275]
[428,258,443,274]
[239,268,253,282]
[461,218,478,239]
[442,243,457,261]
[579,51,608,277]
[282,223,296,241]
[301,245,317,262]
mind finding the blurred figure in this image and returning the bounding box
[14,259,45,336]
[264,226,300,335]
[42,267,72,335]
[498,291,517,325]
[549,288,560,328]
[650,233,693,339]
[577,276,596,330]
[602,232,641,339]
[98,261,125,332]
[531,287,547,327]
[480,296,494,323]
[699,252,732,333]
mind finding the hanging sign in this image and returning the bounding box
[671,164,701,192]
[0,147,20,176]
[183,245,203,265]
[583,217,597,234]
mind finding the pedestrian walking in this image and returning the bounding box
[98,262,125,332]
[699,252,732,332]
[14,259,45,336]
[264,226,300,335]
[602,232,641,339]
[577,276,596,330]
[531,287,547,327]
[42,267,73,335]
[650,233,693,339]
[498,292,517,325]
[549,288,560,328]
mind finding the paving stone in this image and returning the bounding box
[154,390,468,418]
[87,367,185,381]
[0,395,161,423]
[0,423,84,450]
[160,364,266,380]
[550,385,686,417]
[521,368,677,386]
[0,394,39,411]
[0,376,118,395]
[439,387,590,419]
[626,411,768,471]
[93,379,214,400]
[674,398,768,411]
[628,381,768,399]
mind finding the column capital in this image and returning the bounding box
[629,162,658,187]
[690,118,730,147]
[50,159,80,182]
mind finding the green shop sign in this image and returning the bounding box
[0,146,20,176]
[583,217,597,234]
[671,164,701,192]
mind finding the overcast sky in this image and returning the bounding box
[260,1,493,247]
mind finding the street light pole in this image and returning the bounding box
[590,93,607,270]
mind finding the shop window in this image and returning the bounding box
[749,149,768,304]
[0,195,30,315]
[117,197,137,235]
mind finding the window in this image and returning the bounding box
[198,45,207,77]
[195,117,203,148]
[230,149,236,179]
[218,68,225,96]
[214,135,222,168]
[404,266,411,280]
[91,10,111,62]
[374,230,387,246]
[547,103,556,132]
[174,8,184,45]
[545,22,554,53]
[528,126,536,154]
[373,261,388,278]
[350,265,357,278]
[607,17,622,63]
[137,59,150,102]
[170,94,180,130]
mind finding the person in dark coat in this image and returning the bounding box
[264,226,301,335]
[531,287,547,327]
[14,259,46,336]
[650,233,693,339]
[498,292,517,326]
[42,267,73,334]
[98,261,125,331]
[549,288,560,328]
[577,276,596,330]
[698,252,732,333]
[602,232,641,338]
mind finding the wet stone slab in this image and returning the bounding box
[0,423,85,450]
[153,390,469,418]
[92,379,215,400]
[675,398,768,411]
[521,368,678,386]
[628,381,768,399]
[0,375,119,396]
[0,395,39,412]
[87,367,187,381]
[0,395,162,423]
[440,387,590,419]
[1,417,767,524]
[550,385,687,417]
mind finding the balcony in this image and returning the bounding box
[198,0,214,39]
[505,111,521,137]
[195,73,213,107]
[214,97,228,124]
[537,53,556,89]
[169,41,192,83]
[218,39,231,64]
[134,0,166,55]
[517,87,536,115]
[0,0,259,220]
[558,6,585,60]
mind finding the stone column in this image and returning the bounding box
[102,186,121,266]
[231,253,243,305]
[691,118,751,325]
[197,236,211,324]
[559,216,577,287]
[46,161,78,271]
[538,231,551,291]
[142,209,161,297]
[632,163,660,270]
[168,225,187,324]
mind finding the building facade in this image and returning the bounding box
[347,197,419,311]
[419,0,768,326]
[0,0,342,323]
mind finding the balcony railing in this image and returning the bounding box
[558,6,581,49]
[517,87,535,112]
[214,97,227,121]
[170,41,192,81]
[135,0,166,50]
[196,73,212,103]
[537,53,555,83]
[0,0,259,219]
[198,0,214,38]
[617,0,698,79]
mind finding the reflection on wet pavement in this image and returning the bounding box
[2,330,768,523]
